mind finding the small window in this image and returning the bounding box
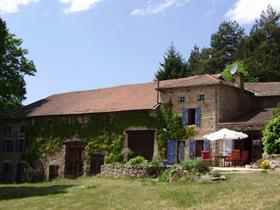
[197,94,205,101]
[20,125,26,134]
[15,138,26,152]
[178,96,185,103]
[3,139,14,152]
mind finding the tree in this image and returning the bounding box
[155,43,187,81]
[0,18,36,114]
[242,6,280,81]
[187,45,211,75]
[209,21,245,73]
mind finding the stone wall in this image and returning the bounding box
[160,85,218,139]
[101,165,166,178]
[40,146,66,180]
[218,85,253,122]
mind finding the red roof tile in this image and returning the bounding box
[158,74,223,89]
[245,82,280,97]
[10,82,158,118]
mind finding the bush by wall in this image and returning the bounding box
[262,115,280,154]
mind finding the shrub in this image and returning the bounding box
[180,158,211,175]
[105,153,122,164]
[148,160,162,166]
[260,160,270,169]
[127,156,147,165]
[24,163,35,182]
[180,160,196,172]
[194,159,211,174]
[262,115,280,154]
[158,169,170,182]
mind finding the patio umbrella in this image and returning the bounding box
[203,128,248,165]
[203,128,248,141]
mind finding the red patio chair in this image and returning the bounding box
[201,151,212,165]
[202,151,210,160]
[241,151,249,165]
[228,150,242,166]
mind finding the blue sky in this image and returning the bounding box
[1,0,280,104]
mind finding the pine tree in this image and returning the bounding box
[209,21,245,73]
[155,43,187,81]
[242,5,280,81]
[187,45,211,75]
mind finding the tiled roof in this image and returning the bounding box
[244,82,280,97]
[218,108,274,126]
[7,74,230,118]
[8,82,158,118]
[158,74,224,89]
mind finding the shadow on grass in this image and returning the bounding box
[0,185,75,200]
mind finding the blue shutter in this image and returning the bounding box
[167,139,176,164]
[203,139,210,152]
[195,108,201,125]
[182,108,188,127]
[189,139,196,158]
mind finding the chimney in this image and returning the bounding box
[234,74,244,89]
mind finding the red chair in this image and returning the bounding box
[201,151,210,160]
[228,150,242,166]
[201,151,212,166]
[241,151,249,164]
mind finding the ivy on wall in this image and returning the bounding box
[25,104,194,164]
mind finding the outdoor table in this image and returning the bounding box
[214,155,228,167]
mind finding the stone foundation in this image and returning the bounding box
[101,165,166,178]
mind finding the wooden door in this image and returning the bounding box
[90,154,104,175]
[49,165,59,180]
[65,141,84,178]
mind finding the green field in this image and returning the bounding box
[0,173,280,210]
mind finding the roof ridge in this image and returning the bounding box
[49,81,156,98]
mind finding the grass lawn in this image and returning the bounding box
[0,173,280,210]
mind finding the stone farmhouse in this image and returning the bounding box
[0,74,279,181]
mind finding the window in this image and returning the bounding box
[2,162,13,175]
[197,94,205,101]
[20,125,26,134]
[188,109,196,125]
[177,96,185,103]
[3,126,12,135]
[181,108,201,127]
[15,138,26,152]
[3,139,14,152]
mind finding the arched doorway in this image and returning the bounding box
[1,162,13,182]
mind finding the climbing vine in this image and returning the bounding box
[25,104,194,163]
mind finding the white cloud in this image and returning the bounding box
[0,0,38,14]
[225,0,280,25]
[60,0,102,14]
[131,0,190,16]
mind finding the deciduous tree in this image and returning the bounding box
[0,18,36,114]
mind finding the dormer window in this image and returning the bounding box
[197,94,205,101]
[178,96,185,103]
